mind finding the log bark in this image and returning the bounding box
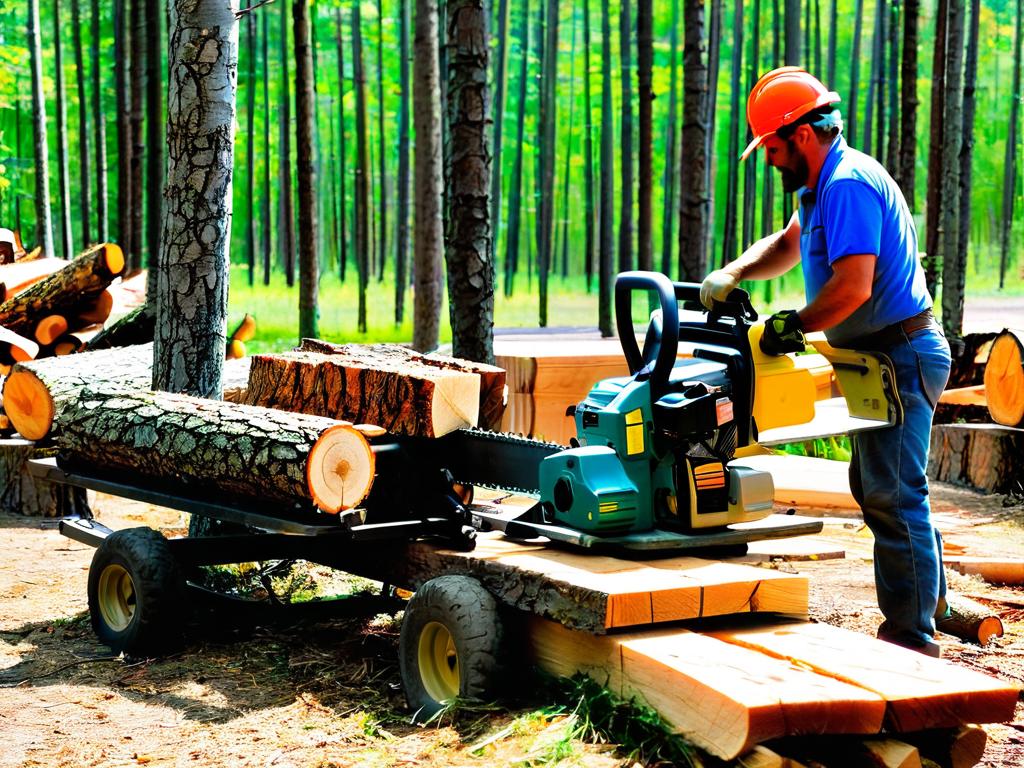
[984,329,1024,427]
[3,343,251,441]
[86,305,155,350]
[0,437,90,517]
[55,386,374,513]
[0,245,123,340]
[936,594,1004,645]
[297,339,507,430]
[928,424,1024,494]
[900,725,987,768]
[0,257,69,297]
[245,349,481,438]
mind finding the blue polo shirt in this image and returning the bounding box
[798,136,930,347]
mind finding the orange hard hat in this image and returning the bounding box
[740,67,840,160]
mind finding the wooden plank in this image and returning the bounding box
[709,621,1020,731]
[735,453,858,510]
[938,385,987,407]
[744,536,846,562]
[862,739,922,768]
[943,555,1024,585]
[525,617,887,760]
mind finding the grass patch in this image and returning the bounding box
[774,434,852,462]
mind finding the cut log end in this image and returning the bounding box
[226,339,246,360]
[984,330,1024,427]
[2,370,53,442]
[35,314,69,346]
[102,243,125,277]
[307,424,375,513]
[430,371,482,435]
[230,313,256,343]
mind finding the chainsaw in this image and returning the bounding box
[363,271,823,553]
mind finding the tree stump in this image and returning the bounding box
[984,329,1024,427]
[928,424,1024,494]
[0,437,89,517]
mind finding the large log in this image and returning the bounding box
[0,256,69,297]
[86,305,155,350]
[935,594,1004,645]
[0,437,90,516]
[55,386,375,513]
[984,329,1024,427]
[927,424,1024,494]
[3,343,251,441]
[246,349,482,438]
[0,244,124,340]
[298,339,508,431]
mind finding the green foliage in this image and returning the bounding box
[775,435,852,462]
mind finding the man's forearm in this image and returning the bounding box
[796,265,872,332]
[724,230,801,282]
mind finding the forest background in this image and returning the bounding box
[0,0,1020,356]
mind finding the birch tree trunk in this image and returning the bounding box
[636,0,653,272]
[90,0,109,243]
[618,0,634,274]
[396,0,412,323]
[71,0,92,247]
[897,0,919,207]
[28,0,54,259]
[413,0,444,351]
[598,0,614,335]
[54,0,74,260]
[445,0,494,364]
[678,0,708,282]
[153,0,239,399]
[939,0,966,339]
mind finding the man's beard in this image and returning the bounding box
[779,152,810,192]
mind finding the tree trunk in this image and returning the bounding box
[27,0,54,260]
[246,349,482,437]
[897,0,919,207]
[678,0,708,282]
[721,2,743,268]
[582,0,596,292]
[335,8,349,283]
[396,0,412,323]
[557,3,577,280]
[0,437,90,517]
[886,0,900,176]
[53,0,74,261]
[353,0,371,334]
[152,0,238,399]
[929,423,1024,493]
[278,0,296,287]
[706,0,724,252]
[445,0,494,364]
[114,0,131,259]
[636,0,653,272]
[827,0,837,86]
[1001,0,1023,291]
[536,0,557,324]
[489,0,510,272]
[71,0,92,247]
[951,0,980,341]
[504,0,529,298]
[848,0,864,147]
[90,0,109,243]
[784,0,800,65]
[660,0,679,276]
[56,386,374,513]
[129,0,145,273]
[413,0,444,351]
[742,0,760,252]
[145,0,164,299]
[939,0,965,340]
[294,0,319,341]
[598,0,614,335]
[376,0,388,283]
[924,0,948,299]
[261,7,272,286]
[618,0,634,274]
[245,2,257,287]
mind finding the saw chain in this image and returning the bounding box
[429,428,565,496]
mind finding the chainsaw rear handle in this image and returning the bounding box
[615,271,757,396]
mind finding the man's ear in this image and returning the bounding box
[793,123,815,149]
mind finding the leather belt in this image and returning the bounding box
[848,308,937,351]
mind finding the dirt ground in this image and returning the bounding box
[1,483,1023,768]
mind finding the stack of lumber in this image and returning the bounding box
[246,340,506,436]
[0,244,124,371]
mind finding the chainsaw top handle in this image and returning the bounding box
[615,271,757,398]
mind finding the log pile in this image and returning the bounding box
[246,342,505,437]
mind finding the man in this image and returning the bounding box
[701,67,952,656]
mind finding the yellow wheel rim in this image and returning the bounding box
[96,564,136,632]
[417,621,460,703]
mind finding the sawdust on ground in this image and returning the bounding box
[1,482,1022,768]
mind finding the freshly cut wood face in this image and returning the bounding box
[307,423,376,512]
[2,369,53,441]
[34,314,69,345]
[984,329,1024,426]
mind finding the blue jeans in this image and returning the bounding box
[848,325,951,651]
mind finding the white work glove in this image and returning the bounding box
[699,269,739,309]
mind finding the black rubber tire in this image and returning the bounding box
[398,575,505,721]
[87,527,186,656]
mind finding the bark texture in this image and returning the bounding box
[71,0,92,246]
[678,0,708,281]
[636,0,653,271]
[352,0,370,333]
[129,0,145,271]
[939,0,966,339]
[0,437,90,517]
[54,0,74,260]
[897,0,919,206]
[28,0,54,260]
[928,424,1024,493]
[618,0,634,274]
[278,0,296,287]
[294,0,319,340]
[444,0,494,364]
[90,0,108,242]
[413,0,444,351]
[145,0,164,294]
[153,0,238,399]
[54,386,373,513]
[87,304,155,350]
[396,0,412,323]
[598,0,613,335]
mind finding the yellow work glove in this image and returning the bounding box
[699,269,739,310]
